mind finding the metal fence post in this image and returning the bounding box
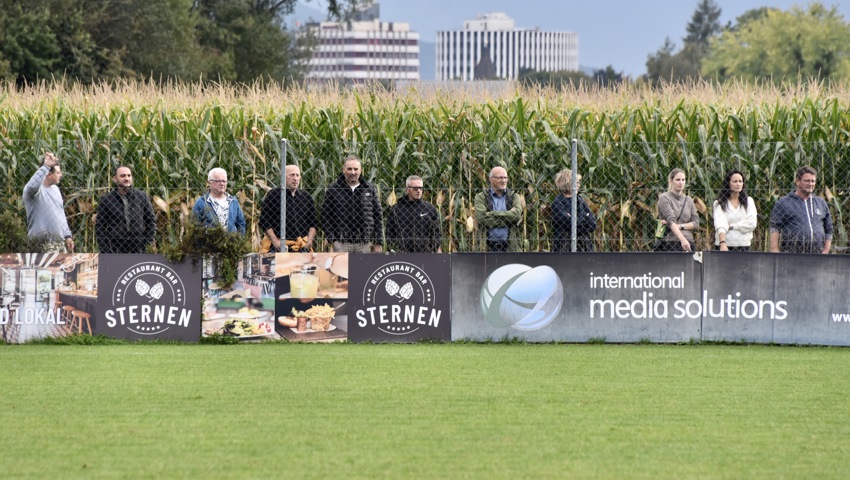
[280,138,288,251]
[571,138,578,253]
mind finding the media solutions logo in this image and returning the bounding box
[480,264,563,331]
[349,255,451,343]
[97,255,201,342]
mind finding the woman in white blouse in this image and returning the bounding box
[713,170,758,251]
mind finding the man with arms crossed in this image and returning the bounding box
[96,166,157,253]
[321,155,383,253]
[386,175,442,253]
[474,166,523,252]
[769,165,832,254]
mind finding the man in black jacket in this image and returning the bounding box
[321,155,383,253]
[95,166,157,253]
[386,175,442,253]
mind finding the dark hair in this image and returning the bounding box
[47,164,61,174]
[795,165,817,180]
[716,170,749,212]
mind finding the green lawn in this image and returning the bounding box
[1,343,848,479]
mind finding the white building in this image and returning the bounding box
[436,13,578,81]
[304,3,419,82]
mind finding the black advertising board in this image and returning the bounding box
[702,251,850,345]
[96,254,202,342]
[347,254,452,343]
[451,252,703,343]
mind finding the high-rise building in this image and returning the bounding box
[304,2,419,82]
[436,13,578,81]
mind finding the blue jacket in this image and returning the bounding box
[769,191,832,253]
[192,193,246,234]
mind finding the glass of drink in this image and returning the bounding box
[290,268,319,299]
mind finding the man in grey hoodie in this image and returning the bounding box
[769,166,832,254]
[23,152,74,253]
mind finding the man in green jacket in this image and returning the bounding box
[473,166,523,252]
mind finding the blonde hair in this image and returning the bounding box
[555,168,579,195]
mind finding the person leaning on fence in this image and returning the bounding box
[769,165,832,254]
[95,166,157,253]
[23,152,74,253]
[386,175,442,253]
[259,165,317,252]
[656,168,699,253]
[550,168,596,252]
[320,155,383,253]
[473,166,523,252]
[713,170,757,251]
[192,167,246,234]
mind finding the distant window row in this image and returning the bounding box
[311,65,418,72]
[313,52,418,59]
[318,38,418,46]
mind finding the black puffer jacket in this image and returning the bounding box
[321,174,383,244]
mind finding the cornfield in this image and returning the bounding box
[2,79,850,253]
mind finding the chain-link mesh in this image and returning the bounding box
[2,140,849,254]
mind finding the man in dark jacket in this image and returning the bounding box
[259,165,317,252]
[95,165,157,253]
[769,165,833,254]
[386,175,442,253]
[321,155,383,253]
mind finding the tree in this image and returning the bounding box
[645,0,721,85]
[518,68,592,89]
[593,65,625,87]
[0,0,351,84]
[684,0,722,54]
[703,3,850,83]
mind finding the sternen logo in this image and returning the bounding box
[356,261,443,335]
[480,264,563,331]
[104,261,192,335]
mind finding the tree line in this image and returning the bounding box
[521,1,850,88]
[0,0,351,85]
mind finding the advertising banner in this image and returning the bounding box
[97,254,201,342]
[347,254,451,343]
[274,253,349,342]
[1,253,98,343]
[702,252,850,345]
[451,252,703,343]
[201,253,277,341]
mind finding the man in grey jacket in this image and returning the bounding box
[23,152,74,253]
[769,165,832,254]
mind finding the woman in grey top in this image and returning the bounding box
[657,168,699,252]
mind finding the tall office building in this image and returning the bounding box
[436,13,578,81]
[304,2,419,82]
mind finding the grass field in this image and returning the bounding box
[2,343,849,479]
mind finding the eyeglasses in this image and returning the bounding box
[491,176,508,180]
[407,186,424,191]
[209,179,227,184]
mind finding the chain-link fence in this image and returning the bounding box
[2,139,849,254]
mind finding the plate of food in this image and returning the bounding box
[203,318,274,338]
[203,312,227,321]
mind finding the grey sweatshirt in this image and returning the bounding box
[23,166,72,239]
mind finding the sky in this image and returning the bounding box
[300,0,850,78]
